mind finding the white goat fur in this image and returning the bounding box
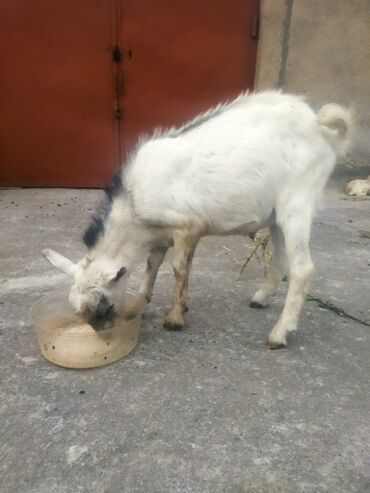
[43,90,353,348]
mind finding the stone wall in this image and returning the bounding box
[255,0,370,166]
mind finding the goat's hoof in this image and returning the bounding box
[250,300,265,309]
[267,341,286,350]
[266,336,287,350]
[164,320,184,331]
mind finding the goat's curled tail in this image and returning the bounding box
[318,103,354,157]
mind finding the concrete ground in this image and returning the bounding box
[1,172,370,493]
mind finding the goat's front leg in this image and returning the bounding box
[267,208,314,349]
[139,247,168,303]
[123,247,168,320]
[164,231,199,330]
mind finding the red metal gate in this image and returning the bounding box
[0,1,119,187]
[0,1,259,187]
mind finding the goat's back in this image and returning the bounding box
[125,91,347,232]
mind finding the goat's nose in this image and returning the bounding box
[95,295,115,321]
[95,295,108,319]
[88,316,107,332]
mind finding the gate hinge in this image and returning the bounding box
[113,106,123,119]
[111,45,122,63]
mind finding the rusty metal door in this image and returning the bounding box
[0,1,259,187]
[0,1,119,187]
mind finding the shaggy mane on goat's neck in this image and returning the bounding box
[150,90,250,141]
[83,173,125,250]
[125,90,252,162]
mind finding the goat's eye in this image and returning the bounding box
[112,267,126,282]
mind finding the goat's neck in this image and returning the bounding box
[92,197,152,270]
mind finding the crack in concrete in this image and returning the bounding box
[278,0,294,88]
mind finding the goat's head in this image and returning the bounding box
[42,249,129,330]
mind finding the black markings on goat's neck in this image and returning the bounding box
[83,172,124,249]
[106,173,124,202]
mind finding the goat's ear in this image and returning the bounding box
[42,249,77,278]
[110,266,127,283]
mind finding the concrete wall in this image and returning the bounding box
[255,0,370,166]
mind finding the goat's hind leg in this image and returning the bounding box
[267,209,314,349]
[250,224,286,308]
[164,230,199,330]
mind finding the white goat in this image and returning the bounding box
[43,90,353,348]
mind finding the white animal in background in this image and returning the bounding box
[43,90,353,348]
[345,176,370,196]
